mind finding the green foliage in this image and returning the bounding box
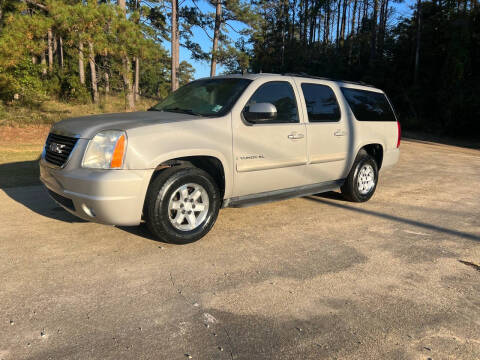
[0,0,190,111]
[59,72,91,104]
[0,58,47,104]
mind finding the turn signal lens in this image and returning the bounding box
[110,135,126,168]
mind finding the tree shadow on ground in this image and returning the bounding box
[403,132,480,150]
[1,166,85,223]
[308,194,480,243]
[0,160,41,188]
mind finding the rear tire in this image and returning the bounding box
[341,150,378,202]
[144,166,221,244]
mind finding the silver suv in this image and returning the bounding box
[40,73,400,243]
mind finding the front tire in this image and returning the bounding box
[144,166,221,244]
[341,150,378,202]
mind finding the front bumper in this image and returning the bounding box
[40,159,154,226]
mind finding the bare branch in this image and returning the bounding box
[24,0,48,11]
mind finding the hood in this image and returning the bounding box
[51,111,199,139]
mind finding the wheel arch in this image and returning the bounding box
[354,142,384,170]
[148,153,229,199]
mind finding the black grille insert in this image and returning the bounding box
[47,189,75,211]
[44,133,78,167]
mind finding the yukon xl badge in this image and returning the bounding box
[239,155,265,160]
[49,142,66,154]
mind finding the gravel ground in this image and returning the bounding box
[1,139,479,360]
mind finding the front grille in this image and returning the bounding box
[47,189,75,211]
[44,133,78,167]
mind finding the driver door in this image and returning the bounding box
[232,80,308,197]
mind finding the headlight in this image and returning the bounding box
[82,130,127,169]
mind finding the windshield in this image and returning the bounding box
[150,78,252,117]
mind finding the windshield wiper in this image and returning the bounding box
[162,107,202,116]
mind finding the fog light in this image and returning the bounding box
[81,204,96,218]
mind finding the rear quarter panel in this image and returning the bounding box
[338,83,399,173]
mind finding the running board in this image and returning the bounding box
[223,179,344,208]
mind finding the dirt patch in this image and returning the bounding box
[0,125,50,146]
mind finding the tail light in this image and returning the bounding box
[396,121,401,148]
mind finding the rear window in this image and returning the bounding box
[341,88,396,122]
[301,83,341,122]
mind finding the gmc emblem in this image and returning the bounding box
[49,142,66,154]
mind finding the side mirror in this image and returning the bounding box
[244,103,277,123]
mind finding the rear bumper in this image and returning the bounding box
[382,148,400,170]
[39,159,154,226]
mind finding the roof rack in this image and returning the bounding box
[281,72,375,88]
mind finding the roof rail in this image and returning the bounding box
[281,72,375,88]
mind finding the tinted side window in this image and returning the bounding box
[301,83,341,122]
[244,81,299,123]
[341,88,396,121]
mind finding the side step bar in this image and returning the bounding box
[223,179,345,208]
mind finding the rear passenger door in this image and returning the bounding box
[296,81,350,184]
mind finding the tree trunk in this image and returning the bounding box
[134,56,140,100]
[41,50,47,75]
[299,0,304,43]
[336,0,341,46]
[292,0,297,42]
[348,0,358,63]
[281,0,286,67]
[324,0,330,45]
[210,0,222,77]
[32,56,37,64]
[88,42,99,104]
[47,28,53,72]
[378,0,388,58]
[175,26,179,83]
[103,50,110,95]
[171,0,179,89]
[105,73,110,94]
[351,0,358,38]
[79,42,85,85]
[370,0,379,65]
[284,0,290,45]
[357,0,362,33]
[414,0,421,84]
[118,0,135,108]
[122,57,135,110]
[303,0,309,46]
[58,36,64,68]
[340,0,347,45]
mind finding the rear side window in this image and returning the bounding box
[244,81,299,123]
[341,88,396,121]
[301,83,341,122]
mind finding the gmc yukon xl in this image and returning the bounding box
[40,73,400,243]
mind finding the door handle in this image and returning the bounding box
[334,129,346,137]
[288,133,304,140]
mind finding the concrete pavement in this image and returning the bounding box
[1,140,479,359]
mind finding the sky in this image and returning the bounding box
[163,0,415,80]
[160,0,246,79]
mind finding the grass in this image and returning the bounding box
[0,96,157,127]
[0,96,157,188]
[0,132,44,188]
